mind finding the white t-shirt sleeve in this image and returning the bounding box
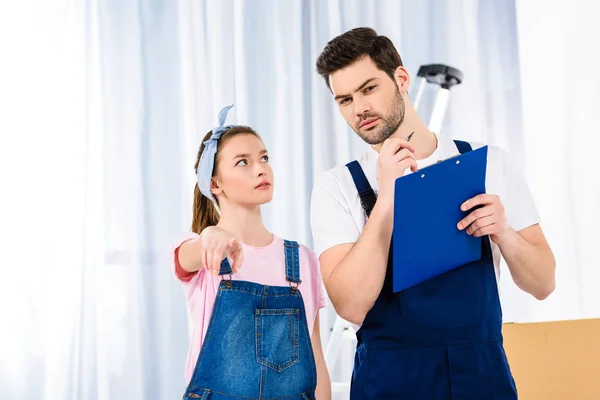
[310,171,360,259]
[487,146,541,232]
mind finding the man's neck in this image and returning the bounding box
[217,204,272,247]
[373,123,438,160]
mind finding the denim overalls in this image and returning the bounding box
[346,141,518,399]
[183,240,317,400]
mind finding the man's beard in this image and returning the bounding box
[353,88,405,145]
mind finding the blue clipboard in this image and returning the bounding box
[392,145,488,293]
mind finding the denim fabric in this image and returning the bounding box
[183,240,317,400]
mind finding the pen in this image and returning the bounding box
[406,131,417,171]
[397,132,415,155]
[392,131,414,156]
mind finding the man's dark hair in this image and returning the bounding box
[316,27,403,90]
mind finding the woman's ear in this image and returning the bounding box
[210,177,222,197]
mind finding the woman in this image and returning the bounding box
[171,105,331,399]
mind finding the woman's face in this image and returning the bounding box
[211,134,274,207]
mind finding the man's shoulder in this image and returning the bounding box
[313,152,370,194]
[451,138,491,150]
[311,149,374,216]
[451,139,510,160]
[319,163,351,181]
[313,166,345,195]
[453,140,525,186]
[476,142,515,167]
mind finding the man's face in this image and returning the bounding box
[330,56,405,145]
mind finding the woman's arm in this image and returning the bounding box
[312,312,331,399]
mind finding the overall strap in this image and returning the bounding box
[219,258,233,275]
[283,240,302,287]
[346,160,377,218]
[219,258,234,288]
[453,140,473,154]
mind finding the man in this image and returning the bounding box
[310,27,556,399]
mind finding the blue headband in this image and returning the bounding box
[197,104,237,204]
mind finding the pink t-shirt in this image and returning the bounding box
[171,233,327,383]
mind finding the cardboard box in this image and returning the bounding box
[503,318,600,399]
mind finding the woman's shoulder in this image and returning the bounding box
[272,235,318,266]
[298,242,318,264]
[275,236,325,310]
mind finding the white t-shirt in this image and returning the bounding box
[310,133,541,283]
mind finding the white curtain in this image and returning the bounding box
[1,0,189,398]
[0,2,97,398]
[1,1,597,399]
[507,0,600,322]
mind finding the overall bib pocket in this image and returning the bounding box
[255,308,300,372]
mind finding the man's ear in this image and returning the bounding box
[394,66,411,93]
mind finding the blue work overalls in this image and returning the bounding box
[346,141,518,399]
[183,240,317,400]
